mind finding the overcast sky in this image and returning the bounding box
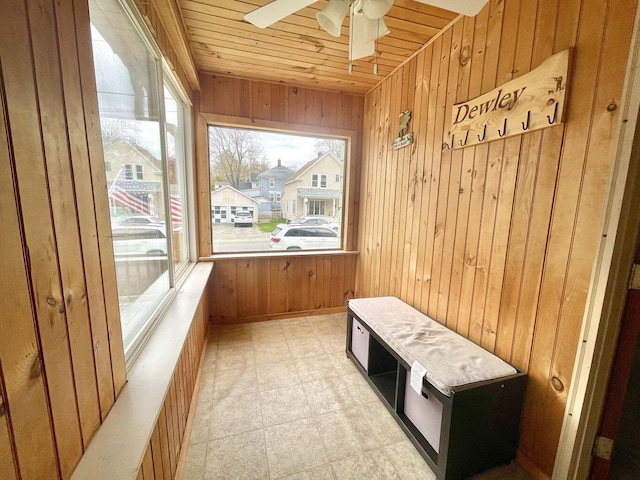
[253,131,319,170]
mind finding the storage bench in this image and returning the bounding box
[346,297,527,480]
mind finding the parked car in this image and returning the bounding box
[289,216,339,231]
[269,224,340,250]
[118,215,164,226]
[111,225,168,256]
[233,210,253,227]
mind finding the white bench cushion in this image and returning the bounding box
[348,296,517,397]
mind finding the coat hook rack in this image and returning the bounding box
[444,134,455,150]
[547,102,559,124]
[460,130,469,147]
[522,111,531,131]
[498,118,507,137]
[477,125,487,142]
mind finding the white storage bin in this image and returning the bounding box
[350,317,369,371]
[404,374,443,453]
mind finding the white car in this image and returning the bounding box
[233,210,254,227]
[111,225,168,256]
[118,215,164,226]
[269,224,340,250]
[288,216,339,231]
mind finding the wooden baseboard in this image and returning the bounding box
[213,306,347,325]
[517,450,551,480]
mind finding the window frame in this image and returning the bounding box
[198,115,357,257]
[89,0,195,367]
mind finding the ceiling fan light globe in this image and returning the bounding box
[316,0,349,37]
[361,0,394,20]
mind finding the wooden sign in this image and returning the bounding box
[392,110,414,150]
[445,49,570,150]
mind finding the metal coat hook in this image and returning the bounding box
[498,118,507,137]
[444,134,454,150]
[522,111,531,131]
[460,130,469,147]
[477,125,487,142]
[547,102,559,124]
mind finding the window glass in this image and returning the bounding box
[163,85,189,269]
[89,0,190,354]
[209,126,346,253]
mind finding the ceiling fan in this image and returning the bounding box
[244,0,489,65]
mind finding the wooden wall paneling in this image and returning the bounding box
[141,445,154,480]
[373,80,391,297]
[420,32,450,315]
[270,258,288,314]
[414,41,439,310]
[520,0,604,471]
[196,101,212,257]
[0,62,59,480]
[393,61,417,300]
[385,70,402,296]
[407,48,432,307]
[467,140,505,346]
[158,405,172,478]
[480,136,521,352]
[431,21,462,321]
[151,411,166,480]
[361,86,379,297]
[0,377,17,480]
[29,0,99,472]
[544,0,634,470]
[494,132,541,361]
[380,69,402,296]
[403,51,425,304]
[426,28,454,318]
[435,27,469,328]
[57,0,117,421]
[2,2,83,478]
[73,0,127,396]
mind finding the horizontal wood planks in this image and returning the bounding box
[211,255,357,323]
[196,75,364,256]
[355,0,637,476]
[0,0,126,478]
[136,289,210,480]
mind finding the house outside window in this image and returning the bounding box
[335,174,340,183]
[269,178,275,188]
[308,200,325,215]
[270,192,281,202]
[292,200,296,215]
[312,174,327,188]
[124,163,143,180]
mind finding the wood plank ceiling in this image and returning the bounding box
[179,0,459,95]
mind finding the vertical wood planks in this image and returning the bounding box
[210,255,357,323]
[0,0,130,476]
[356,0,638,475]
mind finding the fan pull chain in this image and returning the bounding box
[374,17,379,75]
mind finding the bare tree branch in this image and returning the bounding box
[208,127,268,189]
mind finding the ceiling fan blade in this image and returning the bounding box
[244,0,318,29]
[414,0,489,17]
[350,5,390,61]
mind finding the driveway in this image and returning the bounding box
[211,223,272,253]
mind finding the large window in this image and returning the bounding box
[90,0,191,357]
[209,126,346,253]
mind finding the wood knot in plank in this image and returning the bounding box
[29,352,42,380]
[551,376,564,392]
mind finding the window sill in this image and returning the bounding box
[201,249,359,261]
[71,262,213,480]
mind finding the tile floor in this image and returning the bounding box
[183,313,532,480]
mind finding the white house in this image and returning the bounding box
[282,152,343,222]
[210,185,260,224]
